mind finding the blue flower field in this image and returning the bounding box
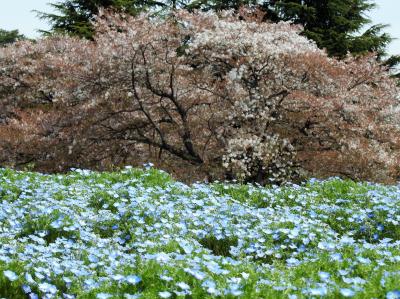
[0,166,399,298]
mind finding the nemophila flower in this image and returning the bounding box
[3,270,18,281]
[158,291,172,298]
[342,277,366,285]
[84,278,99,289]
[380,238,393,244]
[387,290,400,299]
[308,286,328,296]
[225,283,243,297]
[25,272,35,284]
[330,253,343,261]
[22,284,32,294]
[111,274,125,281]
[29,293,39,299]
[126,275,141,285]
[286,257,300,266]
[357,256,371,264]
[340,288,356,297]
[317,241,336,251]
[38,282,58,294]
[318,271,330,281]
[184,268,206,280]
[338,269,350,276]
[96,293,112,299]
[50,218,64,229]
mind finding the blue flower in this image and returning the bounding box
[286,257,300,266]
[318,271,330,281]
[357,256,371,264]
[340,288,355,297]
[38,282,58,294]
[330,253,342,261]
[3,270,18,281]
[158,291,172,298]
[176,282,190,290]
[22,284,32,294]
[96,293,112,299]
[309,286,328,296]
[111,274,125,281]
[126,275,142,285]
[387,290,400,299]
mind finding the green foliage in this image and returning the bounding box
[260,1,382,57]
[0,29,26,46]
[198,236,238,257]
[37,0,194,39]
[186,0,257,11]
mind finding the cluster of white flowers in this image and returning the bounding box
[223,133,295,183]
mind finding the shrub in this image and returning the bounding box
[0,9,399,184]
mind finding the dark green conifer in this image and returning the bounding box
[0,29,26,46]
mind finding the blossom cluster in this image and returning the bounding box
[0,166,399,298]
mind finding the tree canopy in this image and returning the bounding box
[1,10,399,183]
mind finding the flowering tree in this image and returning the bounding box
[0,9,399,184]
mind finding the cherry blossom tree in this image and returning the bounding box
[1,9,399,184]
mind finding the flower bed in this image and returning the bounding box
[0,167,399,298]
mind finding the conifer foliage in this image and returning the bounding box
[261,0,392,59]
[37,0,140,39]
[0,29,26,47]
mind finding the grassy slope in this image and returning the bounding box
[0,167,399,298]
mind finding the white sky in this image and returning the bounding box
[0,0,399,55]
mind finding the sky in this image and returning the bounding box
[0,0,399,56]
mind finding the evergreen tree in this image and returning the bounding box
[0,29,26,46]
[37,0,140,39]
[260,0,392,59]
[186,0,256,11]
[37,0,193,39]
